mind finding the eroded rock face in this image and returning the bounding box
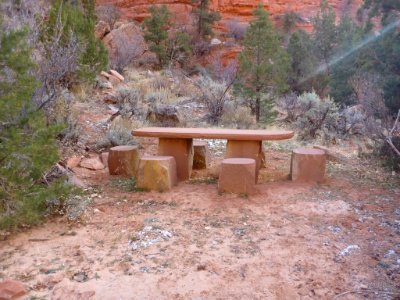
[96,0,362,31]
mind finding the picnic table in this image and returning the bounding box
[132,127,294,181]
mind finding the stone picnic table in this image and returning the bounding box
[132,127,294,181]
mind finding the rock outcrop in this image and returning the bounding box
[96,0,363,31]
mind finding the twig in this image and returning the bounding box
[333,289,398,299]
[385,109,400,157]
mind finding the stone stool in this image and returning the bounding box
[290,148,326,182]
[137,156,178,192]
[108,145,140,176]
[218,158,256,195]
[193,140,210,169]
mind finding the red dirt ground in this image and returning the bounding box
[0,137,399,299]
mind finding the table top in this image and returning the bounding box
[132,127,294,141]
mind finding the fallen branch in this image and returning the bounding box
[385,109,400,157]
[333,289,398,299]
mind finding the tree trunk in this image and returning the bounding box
[255,94,260,122]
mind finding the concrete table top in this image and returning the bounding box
[132,127,294,141]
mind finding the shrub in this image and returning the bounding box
[226,20,247,40]
[221,104,255,129]
[294,91,339,140]
[106,117,138,147]
[379,136,400,171]
[95,4,120,28]
[196,76,232,124]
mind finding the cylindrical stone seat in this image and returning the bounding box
[218,158,256,195]
[108,145,140,176]
[193,140,210,170]
[290,148,326,182]
[137,156,178,192]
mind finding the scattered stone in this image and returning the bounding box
[109,69,124,81]
[94,20,110,39]
[72,272,89,283]
[79,156,105,171]
[66,156,82,169]
[100,70,111,79]
[128,225,173,250]
[210,38,222,46]
[0,279,27,300]
[339,245,360,257]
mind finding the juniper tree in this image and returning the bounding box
[0,28,71,229]
[236,5,289,122]
[144,5,171,67]
[192,0,220,38]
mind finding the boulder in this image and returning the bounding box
[109,69,124,81]
[95,20,110,39]
[210,38,222,46]
[108,145,140,176]
[0,279,27,300]
[66,156,82,169]
[290,148,326,182]
[137,156,178,192]
[103,23,147,69]
[79,156,105,170]
[218,158,256,195]
[193,140,210,169]
[100,71,111,80]
[146,104,181,127]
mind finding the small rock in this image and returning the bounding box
[0,279,27,300]
[109,69,124,81]
[79,157,105,171]
[100,70,111,79]
[66,156,82,169]
[210,38,222,46]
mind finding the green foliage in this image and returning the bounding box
[312,0,337,74]
[0,29,72,230]
[167,30,193,66]
[42,0,108,82]
[361,0,400,24]
[236,5,289,122]
[192,0,221,38]
[294,91,339,140]
[144,5,171,67]
[287,29,325,94]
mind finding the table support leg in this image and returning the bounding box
[158,138,193,181]
[225,140,263,182]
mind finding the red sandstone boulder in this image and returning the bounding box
[79,156,105,171]
[0,280,27,300]
[95,20,111,39]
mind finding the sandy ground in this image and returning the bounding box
[1,140,399,300]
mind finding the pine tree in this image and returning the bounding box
[287,29,324,94]
[144,5,171,67]
[192,0,221,38]
[236,5,289,122]
[312,0,337,77]
[0,28,71,229]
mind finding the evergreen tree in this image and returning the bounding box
[287,29,324,94]
[312,0,337,77]
[236,5,289,122]
[192,0,220,38]
[144,5,171,67]
[42,0,108,83]
[0,28,71,229]
[329,16,364,105]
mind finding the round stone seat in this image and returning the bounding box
[290,148,326,182]
[108,145,140,176]
[218,158,256,195]
[137,156,178,192]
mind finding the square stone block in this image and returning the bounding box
[218,158,256,195]
[291,148,326,182]
[137,156,177,192]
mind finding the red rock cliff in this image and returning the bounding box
[96,0,363,30]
